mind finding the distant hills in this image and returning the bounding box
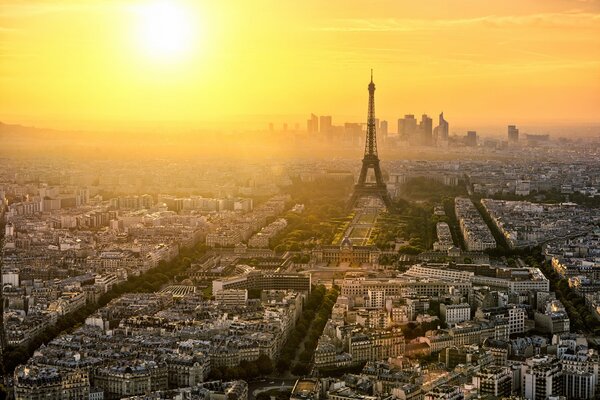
[0,121,62,139]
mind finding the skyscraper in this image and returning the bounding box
[419,114,433,145]
[434,112,449,144]
[380,120,388,140]
[466,131,477,146]
[344,123,362,146]
[403,115,417,138]
[508,125,519,143]
[319,115,332,134]
[307,113,318,133]
[397,118,404,137]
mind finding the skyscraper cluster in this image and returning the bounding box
[398,112,448,146]
[307,114,334,134]
[305,112,391,148]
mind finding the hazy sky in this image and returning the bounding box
[1,0,599,130]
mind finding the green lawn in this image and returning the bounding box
[349,227,370,239]
[357,212,377,224]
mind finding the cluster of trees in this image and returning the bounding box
[208,354,273,381]
[569,192,600,208]
[248,288,262,299]
[532,256,600,335]
[290,286,339,375]
[378,253,400,265]
[373,200,435,251]
[375,177,467,255]
[270,179,353,252]
[442,197,465,250]
[291,253,311,264]
[1,242,209,375]
[400,319,442,340]
[427,300,441,317]
[397,245,423,255]
[471,198,510,251]
[276,285,339,375]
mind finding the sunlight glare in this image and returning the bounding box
[134,0,198,62]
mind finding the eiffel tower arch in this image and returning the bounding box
[347,71,393,210]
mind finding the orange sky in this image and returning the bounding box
[0,0,599,131]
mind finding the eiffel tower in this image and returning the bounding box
[347,71,393,210]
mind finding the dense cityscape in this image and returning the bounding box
[2,1,600,399]
[1,72,599,400]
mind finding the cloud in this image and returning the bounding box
[312,12,600,32]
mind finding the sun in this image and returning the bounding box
[134,1,198,61]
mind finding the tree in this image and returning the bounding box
[291,362,309,376]
[248,288,262,299]
[398,245,422,255]
[428,300,441,317]
[276,358,290,372]
[210,367,223,380]
[299,350,312,363]
[256,354,273,375]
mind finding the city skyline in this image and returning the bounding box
[0,0,599,131]
[1,2,600,399]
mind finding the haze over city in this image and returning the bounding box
[1,0,599,134]
[1,2,600,400]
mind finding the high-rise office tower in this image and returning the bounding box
[344,123,363,146]
[466,131,477,146]
[419,114,433,145]
[307,113,318,133]
[319,115,332,134]
[434,112,449,143]
[403,114,417,138]
[380,120,388,140]
[397,118,405,137]
[508,125,519,142]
